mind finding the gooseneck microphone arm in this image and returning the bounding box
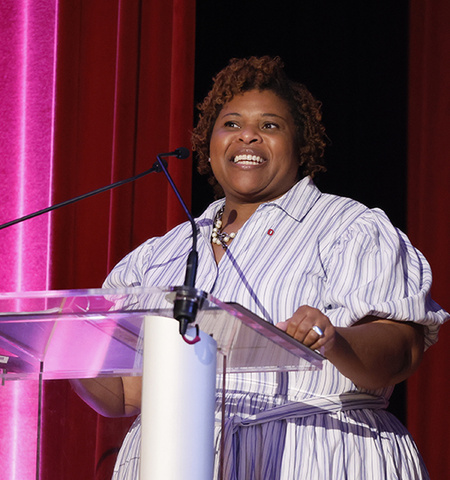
[0,157,168,231]
[153,147,198,278]
[155,148,203,336]
[1,146,201,336]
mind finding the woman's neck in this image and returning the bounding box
[220,200,260,232]
[211,200,260,264]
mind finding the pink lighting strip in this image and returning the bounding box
[0,0,58,477]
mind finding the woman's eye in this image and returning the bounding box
[262,122,279,129]
[224,121,239,128]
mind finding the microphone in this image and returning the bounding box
[159,147,190,160]
[0,157,171,230]
[154,149,205,336]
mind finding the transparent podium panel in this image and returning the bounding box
[0,287,323,381]
[0,287,324,479]
[197,298,323,373]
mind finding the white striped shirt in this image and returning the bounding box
[106,176,447,479]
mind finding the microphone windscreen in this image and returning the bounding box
[175,147,190,159]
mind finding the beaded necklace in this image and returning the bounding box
[211,205,237,249]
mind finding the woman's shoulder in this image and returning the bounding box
[310,188,380,234]
[300,185,410,261]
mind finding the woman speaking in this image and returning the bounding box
[75,56,448,479]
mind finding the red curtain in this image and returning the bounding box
[40,1,196,479]
[407,1,450,478]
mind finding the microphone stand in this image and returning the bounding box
[0,160,167,230]
[1,146,203,336]
[155,150,206,336]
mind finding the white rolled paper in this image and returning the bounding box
[140,315,217,480]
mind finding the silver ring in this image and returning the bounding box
[311,325,324,337]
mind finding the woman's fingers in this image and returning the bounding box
[277,305,334,352]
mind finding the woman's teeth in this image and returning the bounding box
[233,154,264,165]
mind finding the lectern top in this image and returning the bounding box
[0,286,323,381]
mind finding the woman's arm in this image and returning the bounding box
[326,317,424,389]
[277,306,424,390]
[70,376,142,418]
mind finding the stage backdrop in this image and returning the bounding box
[1,0,449,479]
[0,0,196,479]
[407,1,450,479]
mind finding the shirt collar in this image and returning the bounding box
[196,175,322,234]
[262,176,322,222]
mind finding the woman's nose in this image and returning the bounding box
[239,125,261,144]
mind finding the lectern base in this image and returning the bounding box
[141,315,217,479]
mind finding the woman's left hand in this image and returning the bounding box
[279,308,425,389]
[277,305,336,353]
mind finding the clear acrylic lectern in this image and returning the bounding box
[0,286,323,479]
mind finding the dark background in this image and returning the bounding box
[192,1,409,228]
[192,0,409,422]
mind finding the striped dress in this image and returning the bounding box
[105,176,447,479]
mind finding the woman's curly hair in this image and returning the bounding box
[191,56,327,197]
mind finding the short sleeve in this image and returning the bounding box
[323,208,448,349]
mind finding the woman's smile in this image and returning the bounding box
[232,153,265,165]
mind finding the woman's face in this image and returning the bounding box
[209,89,299,205]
